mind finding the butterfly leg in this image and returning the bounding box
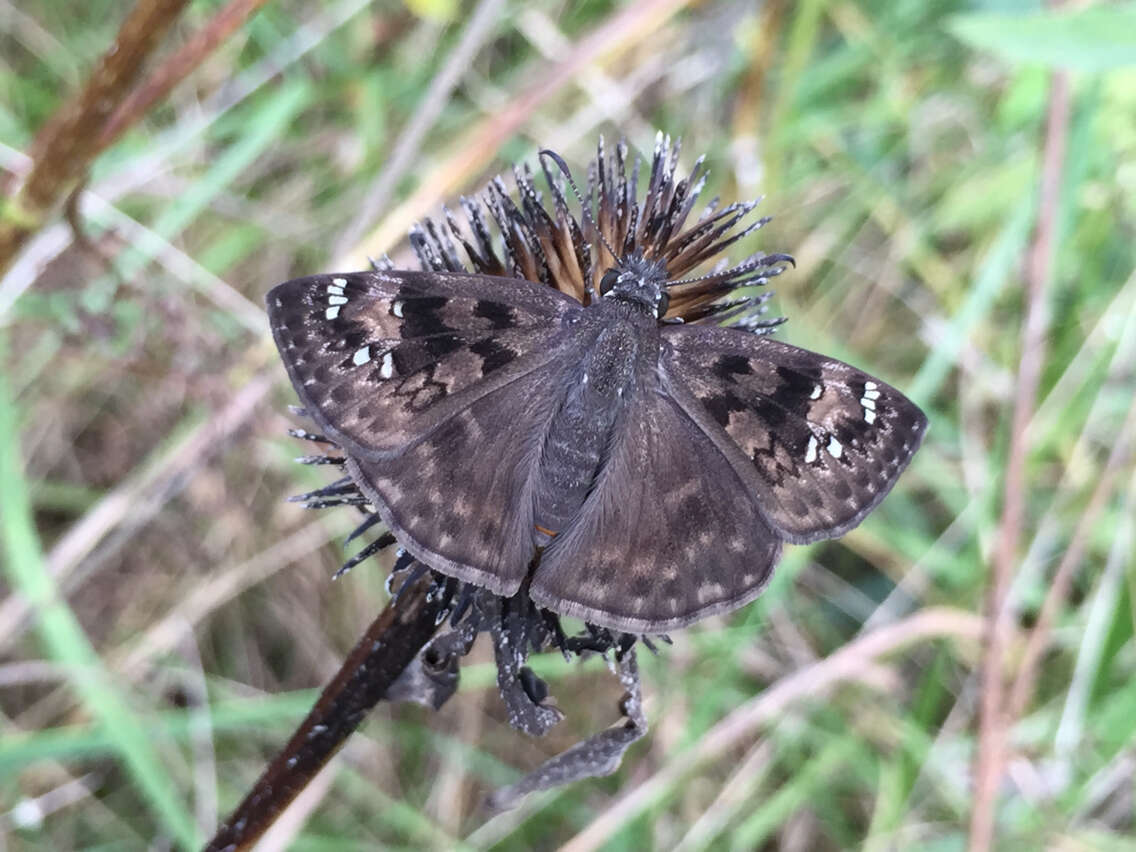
[487,648,647,810]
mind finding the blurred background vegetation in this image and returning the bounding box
[2,0,1135,849]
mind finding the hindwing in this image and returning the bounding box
[531,370,782,633]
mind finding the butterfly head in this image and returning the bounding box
[597,251,671,319]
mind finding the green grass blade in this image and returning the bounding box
[0,335,199,849]
[908,196,1034,408]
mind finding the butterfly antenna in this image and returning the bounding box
[666,252,797,288]
[539,148,623,268]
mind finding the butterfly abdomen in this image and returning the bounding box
[532,311,654,544]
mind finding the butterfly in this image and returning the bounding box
[267,198,926,635]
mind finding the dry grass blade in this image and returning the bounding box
[333,0,509,258]
[341,0,696,269]
[971,67,1071,852]
[111,520,334,678]
[0,366,273,652]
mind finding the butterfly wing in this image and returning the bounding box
[660,325,927,544]
[346,362,564,595]
[268,269,580,595]
[267,269,579,459]
[530,374,782,634]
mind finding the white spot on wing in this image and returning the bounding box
[353,346,371,366]
[810,384,822,400]
[326,306,340,319]
[328,295,348,306]
[392,300,404,318]
[697,581,726,604]
[827,436,843,458]
[859,381,880,422]
[805,435,818,464]
[380,352,395,379]
[332,277,347,286]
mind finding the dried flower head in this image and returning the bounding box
[405,134,790,328]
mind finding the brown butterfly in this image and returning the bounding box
[267,142,926,635]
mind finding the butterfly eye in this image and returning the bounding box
[599,269,620,296]
[656,289,670,317]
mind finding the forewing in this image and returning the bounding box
[530,383,782,634]
[661,325,926,543]
[267,269,578,459]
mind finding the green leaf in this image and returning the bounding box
[948,5,1136,71]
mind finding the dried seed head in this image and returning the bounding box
[410,132,790,332]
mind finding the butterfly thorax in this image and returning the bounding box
[532,302,658,545]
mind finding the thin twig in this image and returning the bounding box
[558,607,984,852]
[97,0,274,150]
[969,67,1070,852]
[203,571,444,852]
[0,0,191,276]
[59,0,274,276]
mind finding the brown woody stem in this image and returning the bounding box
[203,573,443,852]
